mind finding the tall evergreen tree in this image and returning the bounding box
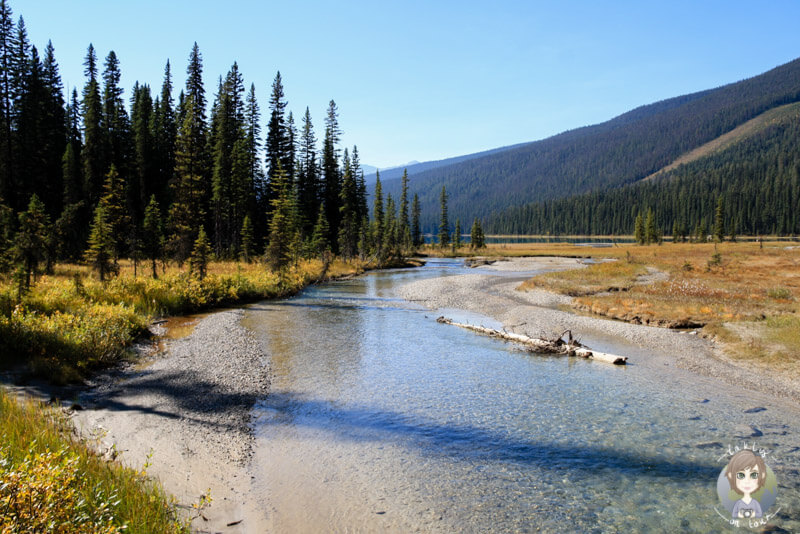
[714,196,725,242]
[62,88,83,207]
[102,50,131,179]
[645,208,657,245]
[85,203,117,281]
[265,164,295,271]
[265,71,290,190]
[322,99,341,250]
[338,149,359,259]
[99,164,130,263]
[152,60,176,208]
[372,170,384,256]
[142,195,163,278]
[411,193,421,248]
[189,225,212,279]
[82,43,105,205]
[296,106,319,236]
[13,194,49,288]
[454,218,462,249]
[438,185,449,247]
[309,202,330,259]
[130,82,155,221]
[634,212,645,245]
[0,0,13,207]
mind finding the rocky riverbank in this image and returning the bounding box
[71,309,271,533]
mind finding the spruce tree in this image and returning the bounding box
[265,165,295,271]
[0,197,13,273]
[142,195,163,278]
[82,44,106,205]
[714,196,725,242]
[84,203,117,282]
[0,0,13,207]
[372,170,384,256]
[645,208,657,245]
[297,107,318,236]
[189,226,212,280]
[266,71,290,188]
[13,194,50,288]
[99,165,130,263]
[411,193,421,248]
[152,60,176,207]
[634,212,645,245]
[239,214,254,263]
[338,150,359,259]
[438,185,449,248]
[454,219,462,250]
[322,100,341,250]
[309,202,330,258]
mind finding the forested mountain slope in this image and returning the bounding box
[385,57,800,232]
[486,102,800,236]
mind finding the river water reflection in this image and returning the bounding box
[242,259,799,533]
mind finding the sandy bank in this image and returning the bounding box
[70,309,271,533]
[398,257,800,403]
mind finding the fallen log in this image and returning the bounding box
[436,316,627,365]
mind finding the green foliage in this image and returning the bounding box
[13,194,51,289]
[265,166,296,271]
[0,389,188,533]
[438,185,449,248]
[85,204,118,282]
[470,218,485,249]
[634,212,645,245]
[142,196,164,278]
[309,203,330,258]
[714,196,725,242]
[645,208,658,245]
[189,226,212,280]
[239,215,254,263]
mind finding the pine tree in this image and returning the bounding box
[297,106,319,237]
[102,51,131,181]
[189,226,212,279]
[82,44,106,205]
[265,71,290,188]
[398,168,411,251]
[411,193,421,248]
[152,60,176,207]
[84,203,117,282]
[0,0,13,207]
[714,196,725,242]
[438,185,449,248]
[309,202,330,258]
[13,194,50,288]
[338,149,359,259]
[99,165,130,262]
[239,214,254,263]
[645,208,657,245]
[265,164,295,271]
[142,195,163,278]
[322,100,341,250]
[470,218,486,249]
[454,219,462,250]
[130,82,154,221]
[372,170,384,256]
[634,212,645,245]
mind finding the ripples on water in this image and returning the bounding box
[242,259,800,533]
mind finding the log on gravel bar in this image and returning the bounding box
[436,316,628,365]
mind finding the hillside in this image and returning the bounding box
[486,101,800,236]
[379,57,800,233]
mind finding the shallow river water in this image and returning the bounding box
[242,259,800,533]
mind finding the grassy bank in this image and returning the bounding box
[0,388,187,533]
[0,257,369,383]
[0,256,381,532]
[504,241,800,365]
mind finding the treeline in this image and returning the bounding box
[486,107,800,236]
[0,0,417,288]
[382,56,800,232]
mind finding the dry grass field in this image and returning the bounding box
[486,241,800,365]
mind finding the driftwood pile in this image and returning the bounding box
[436,316,628,365]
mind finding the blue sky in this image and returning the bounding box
[21,1,800,169]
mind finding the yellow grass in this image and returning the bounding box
[505,241,800,363]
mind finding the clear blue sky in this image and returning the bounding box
[21,0,800,169]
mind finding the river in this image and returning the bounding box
[241,259,799,533]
